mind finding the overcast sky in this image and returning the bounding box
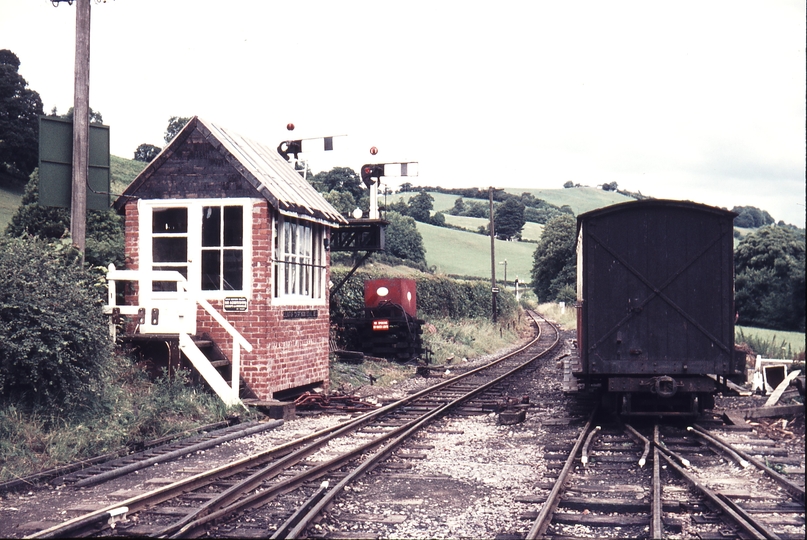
[2,0,805,226]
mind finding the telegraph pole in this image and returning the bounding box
[71,0,91,261]
[489,187,497,323]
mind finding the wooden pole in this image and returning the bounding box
[489,187,497,323]
[71,0,91,262]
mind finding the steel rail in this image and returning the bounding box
[624,424,660,537]
[0,419,236,493]
[687,426,749,468]
[655,440,774,540]
[281,317,562,539]
[623,423,650,468]
[27,311,550,539]
[525,407,598,540]
[652,427,663,539]
[73,420,283,487]
[690,424,804,503]
[168,314,561,538]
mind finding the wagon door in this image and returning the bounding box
[582,204,734,379]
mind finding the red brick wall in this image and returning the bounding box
[123,198,331,401]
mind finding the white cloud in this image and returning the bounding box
[1,0,803,225]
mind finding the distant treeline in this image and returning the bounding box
[399,184,573,225]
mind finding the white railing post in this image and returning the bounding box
[104,269,251,408]
[231,343,240,400]
[106,263,117,340]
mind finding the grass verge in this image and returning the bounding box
[330,310,533,393]
[0,353,245,483]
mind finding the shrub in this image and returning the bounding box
[330,266,518,323]
[0,236,112,414]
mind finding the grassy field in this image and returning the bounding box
[736,326,806,359]
[111,155,147,194]
[417,220,536,284]
[504,186,632,215]
[410,188,633,217]
[0,183,24,232]
[441,213,544,242]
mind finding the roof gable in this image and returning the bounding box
[115,116,347,225]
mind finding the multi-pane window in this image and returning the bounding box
[143,200,251,298]
[274,215,325,302]
[151,207,188,292]
[201,205,244,291]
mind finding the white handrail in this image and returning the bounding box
[104,264,252,406]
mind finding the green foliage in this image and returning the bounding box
[407,191,434,222]
[430,211,446,227]
[732,205,775,228]
[134,143,161,163]
[5,169,70,239]
[0,49,43,186]
[449,197,488,218]
[330,265,518,323]
[0,355,234,481]
[310,167,365,202]
[110,155,148,195]
[60,106,104,125]
[5,169,125,269]
[164,116,191,144]
[735,225,805,331]
[384,211,426,264]
[736,327,805,361]
[324,189,358,217]
[531,214,577,302]
[494,197,525,240]
[0,236,113,413]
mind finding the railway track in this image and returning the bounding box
[524,417,805,539]
[25,311,562,538]
[0,418,244,494]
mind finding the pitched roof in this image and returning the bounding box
[115,116,347,226]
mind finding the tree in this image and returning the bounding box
[530,214,577,302]
[732,206,775,228]
[735,225,805,331]
[384,211,426,264]
[601,181,618,191]
[494,197,525,240]
[134,143,161,163]
[164,116,191,144]
[309,167,365,202]
[450,197,466,215]
[407,191,434,222]
[386,197,409,216]
[323,189,357,218]
[0,49,43,186]
[5,169,124,269]
[430,211,446,227]
[62,106,104,125]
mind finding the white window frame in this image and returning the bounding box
[273,213,327,306]
[139,198,254,301]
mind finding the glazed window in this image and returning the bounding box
[142,199,253,299]
[201,205,244,291]
[273,215,325,303]
[151,207,188,292]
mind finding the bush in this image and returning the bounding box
[0,236,113,414]
[330,266,518,323]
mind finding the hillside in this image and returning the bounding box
[416,220,535,286]
[0,156,146,231]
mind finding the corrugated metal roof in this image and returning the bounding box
[115,116,347,226]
